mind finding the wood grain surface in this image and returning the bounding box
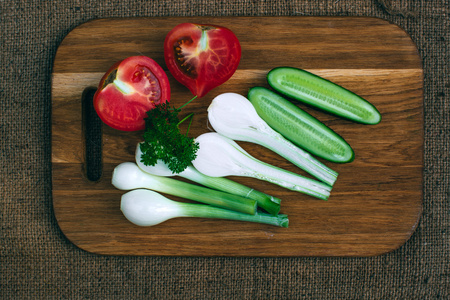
[51,17,423,256]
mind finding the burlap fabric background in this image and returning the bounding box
[1,0,448,299]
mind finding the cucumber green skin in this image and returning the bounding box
[267,67,381,125]
[248,87,355,163]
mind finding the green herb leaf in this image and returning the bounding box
[139,101,199,174]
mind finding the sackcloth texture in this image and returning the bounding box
[1,0,448,299]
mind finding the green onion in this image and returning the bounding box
[121,189,289,227]
[207,92,338,186]
[112,162,257,215]
[192,133,332,200]
[135,144,281,215]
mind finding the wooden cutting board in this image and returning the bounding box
[51,17,423,256]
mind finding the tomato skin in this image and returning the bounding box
[93,56,170,131]
[164,23,241,98]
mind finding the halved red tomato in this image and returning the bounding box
[164,23,241,98]
[93,56,171,131]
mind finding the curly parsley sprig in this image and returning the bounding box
[139,97,199,174]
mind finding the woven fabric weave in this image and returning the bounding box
[1,0,448,298]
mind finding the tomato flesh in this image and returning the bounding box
[164,23,241,98]
[94,56,170,131]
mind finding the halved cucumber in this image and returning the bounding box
[267,67,381,125]
[248,87,354,163]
